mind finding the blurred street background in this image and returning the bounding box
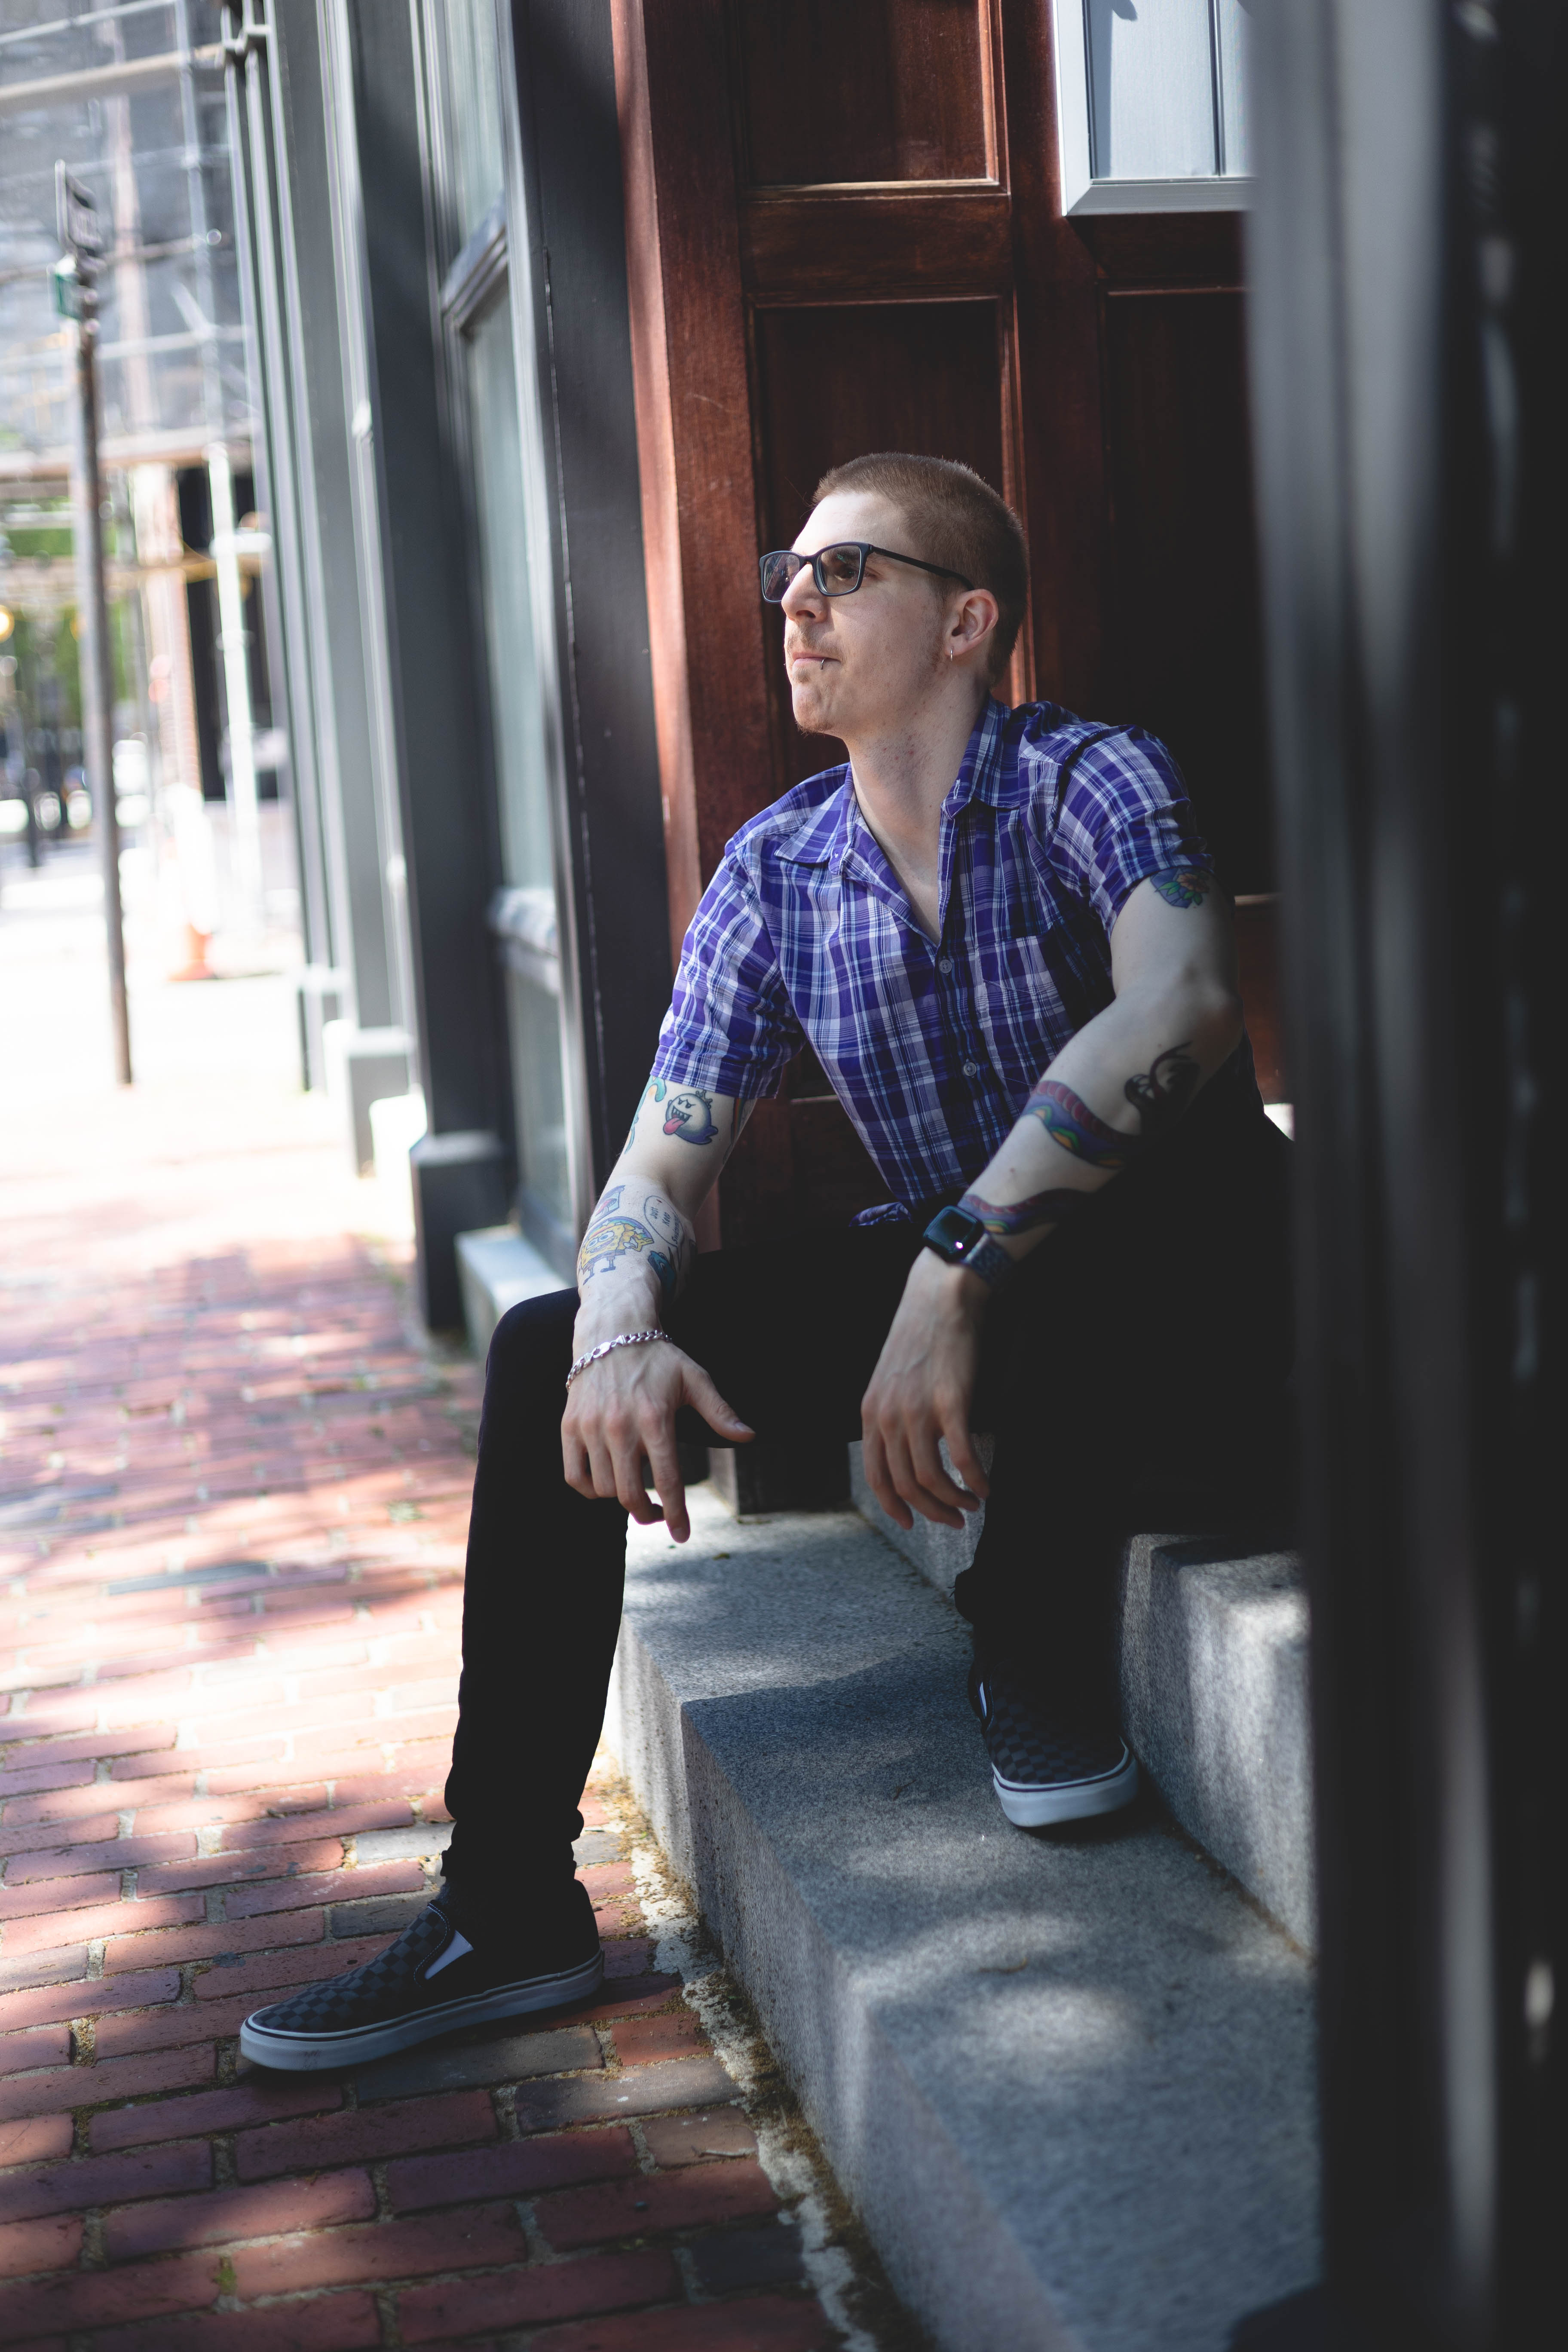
[2,1,302,994]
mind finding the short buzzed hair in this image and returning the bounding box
[811,452,1029,686]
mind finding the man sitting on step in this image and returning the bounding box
[240,452,1291,2072]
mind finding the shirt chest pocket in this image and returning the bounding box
[984,932,1053,1017]
[1014,846,1110,996]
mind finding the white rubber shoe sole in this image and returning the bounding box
[239,1948,604,2073]
[992,1742,1139,1829]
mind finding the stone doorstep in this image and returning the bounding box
[1120,1535,1314,1951]
[849,1441,1317,1951]
[455,1225,566,1360]
[608,1491,1320,2352]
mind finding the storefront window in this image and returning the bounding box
[440,0,506,245]
[429,0,576,1259]
[466,291,571,1237]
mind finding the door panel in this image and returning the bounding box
[754,299,1008,791]
[1076,208,1280,1099]
[1099,288,1272,894]
[736,0,995,187]
[741,189,1013,302]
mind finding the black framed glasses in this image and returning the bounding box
[759,540,974,601]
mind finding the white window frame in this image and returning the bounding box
[1053,0,1252,216]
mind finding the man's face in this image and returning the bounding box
[780,491,957,741]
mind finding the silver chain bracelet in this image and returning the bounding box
[564,1328,668,1390]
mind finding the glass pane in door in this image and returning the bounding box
[466,289,572,1242]
[1085,0,1219,181]
[438,0,506,243]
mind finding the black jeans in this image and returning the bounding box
[441,1084,1292,1922]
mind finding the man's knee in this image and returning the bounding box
[486,1286,578,1394]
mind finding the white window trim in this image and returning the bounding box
[1052,0,1251,216]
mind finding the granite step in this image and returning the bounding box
[849,1443,1316,1950]
[606,1489,1319,2352]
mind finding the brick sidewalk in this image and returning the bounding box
[0,932,837,2349]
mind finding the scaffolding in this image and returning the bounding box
[0,0,270,942]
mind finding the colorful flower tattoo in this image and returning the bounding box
[1149,869,1213,910]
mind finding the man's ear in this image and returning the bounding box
[950,588,1000,663]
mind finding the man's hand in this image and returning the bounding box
[564,1078,756,1541]
[860,1250,990,1532]
[562,1338,752,1544]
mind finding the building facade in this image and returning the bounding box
[223,0,667,1323]
[0,1,289,956]
[224,0,1280,1324]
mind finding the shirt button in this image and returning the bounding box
[963,1060,980,1078]
[938,956,953,974]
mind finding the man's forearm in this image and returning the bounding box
[574,1179,695,1341]
[960,979,1242,1262]
[572,1080,754,1344]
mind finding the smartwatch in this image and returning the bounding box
[922,1204,1014,1292]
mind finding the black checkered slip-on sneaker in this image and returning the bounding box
[969,1661,1139,1829]
[238,1886,603,2072]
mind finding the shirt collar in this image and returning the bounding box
[775,700,1017,872]
[943,696,1013,814]
[780,705,1020,875]
[773,775,916,922]
[773,776,857,869]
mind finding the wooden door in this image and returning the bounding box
[611,0,1278,1246]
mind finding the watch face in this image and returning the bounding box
[930,1206,984,1258]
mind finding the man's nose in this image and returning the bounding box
[781,562,825,620]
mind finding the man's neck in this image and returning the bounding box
[841,681,990,934]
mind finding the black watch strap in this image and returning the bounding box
[922,1205,1014,1292]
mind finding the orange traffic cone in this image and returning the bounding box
[169,923,216,982]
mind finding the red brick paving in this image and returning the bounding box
[0,971,839,2348]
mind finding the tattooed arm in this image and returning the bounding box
[562,1078,756,1540]
[959,867,1243,1251]
[574,1078,750,1322]
[860,869,1244,1532]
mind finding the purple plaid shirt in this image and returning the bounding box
[652,699,1239,1207]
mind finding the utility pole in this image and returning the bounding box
[55,161,132,1086]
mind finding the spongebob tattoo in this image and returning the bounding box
[576,1185,693,1302]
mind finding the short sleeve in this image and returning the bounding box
[650,860,804,1101]
[1044,727,1216,934]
